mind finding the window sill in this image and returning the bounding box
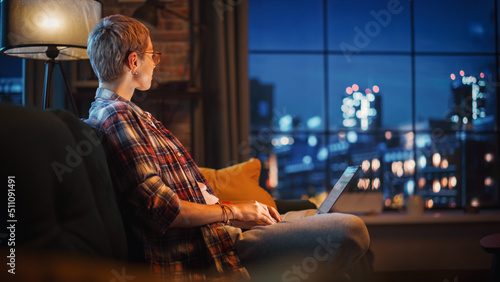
[359,209,500,225]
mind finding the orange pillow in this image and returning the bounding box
[199,158,277,209]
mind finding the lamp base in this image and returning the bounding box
[42,60,79,116]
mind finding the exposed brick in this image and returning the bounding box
[162,42,190,54]
[103,7,121,17]
[167,0,189,8]
[158,54,174,65]
[151,30,189,42]
[160,7,189,20]
[164,20,189,31]
[120,7,139,17]
[160,65,189,79]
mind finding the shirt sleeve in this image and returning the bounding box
[102,109,181,235]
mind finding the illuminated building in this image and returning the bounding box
[342,84,382,131]
[449,71,487,128]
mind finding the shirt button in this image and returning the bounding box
[177,152,182,157]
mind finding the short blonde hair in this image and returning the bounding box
[87,14,150,82]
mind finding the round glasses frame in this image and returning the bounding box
[138,51,161,66]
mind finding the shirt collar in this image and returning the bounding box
[95,87,144,115]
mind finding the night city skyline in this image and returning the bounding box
[248,0,499,209]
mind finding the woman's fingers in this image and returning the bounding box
[231,201,279,225]
[267,206,282,222]
[255,202,277,225]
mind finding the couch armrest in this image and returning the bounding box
[274,199,317,214]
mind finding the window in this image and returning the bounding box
[0,55,23,105]
[249,0,499,209]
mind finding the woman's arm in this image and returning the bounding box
[171,200,282,228]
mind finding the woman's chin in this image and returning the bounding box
[136,85,151,91]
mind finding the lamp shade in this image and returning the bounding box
[0,0,102,61]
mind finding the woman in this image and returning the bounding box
[85,14,371,281]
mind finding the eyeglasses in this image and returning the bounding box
[138,51,161,66]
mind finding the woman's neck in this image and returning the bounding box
[99,79,135,101]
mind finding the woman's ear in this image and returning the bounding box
[127,51,139,74]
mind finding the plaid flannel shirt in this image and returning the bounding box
[85,88,249,280]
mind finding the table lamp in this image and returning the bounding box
[0,0,102,116]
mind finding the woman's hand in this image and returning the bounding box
[229,201,282,227]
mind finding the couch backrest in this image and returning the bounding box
[0,104,127,261]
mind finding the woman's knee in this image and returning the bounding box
[337,214,370,257]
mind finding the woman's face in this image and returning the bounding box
[135,36,157,91]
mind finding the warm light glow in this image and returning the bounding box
[392,161,404,177]
[275,136,294,146]
[362,178,370,190]
[267,154,278,188]
[373,178,381,190]
[385,198,392,207]
[449,176,457,188]
[372,158,381,172]
[40,17,61,29]
[485,153,494,163]
[346,87,353,95]
[391,162,397,175]
[471,198,480,208]
[271,138,280,146]
[460,70,465,76]
[396,167,404,177]
[405,132,414,141]
[432,153,441,167]
[372,85,380,93]
[432,179,441,193]
[426,199,434,209]
[450,73,456,80]
[404,159,416,175]
[480,72,485,78]
[352,84,359,92]
[418,177,426,189]
[392,194,404,208]
[485,177,494,187]
[441,177,448,188]
[365,88,371,94]
[362,160,370,172]
[280,136,289,145]
[441,159,449,169]
[385,131,392,140]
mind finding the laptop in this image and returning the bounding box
[280,165,360,220]
[316,165,360,215]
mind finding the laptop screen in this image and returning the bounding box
[316,166,360,215]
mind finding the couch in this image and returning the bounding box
[0,103,315,281]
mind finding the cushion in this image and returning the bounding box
[199,158,277,209]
